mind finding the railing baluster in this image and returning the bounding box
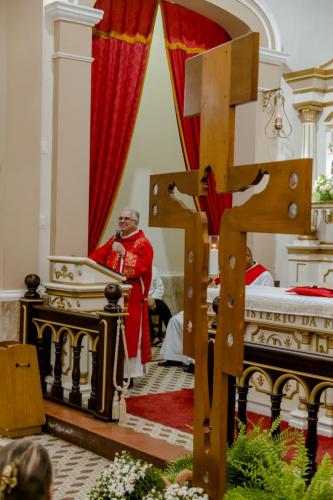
[36,336,46,394]
[270,393,283,436]
[237,384,250,431]
[306,402,321,481]
[88,349,98,411]
[51,334,65,400]
[69,343,83,405]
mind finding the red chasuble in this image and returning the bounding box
[214,263,269,286]
[90,230,153,364]
[245,263,268,285]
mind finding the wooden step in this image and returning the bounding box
[44,400,189,468]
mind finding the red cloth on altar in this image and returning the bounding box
[287,287,333,298]
[90,230,153,363]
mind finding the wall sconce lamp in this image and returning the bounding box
[261,88,292,139]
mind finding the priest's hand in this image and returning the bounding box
[112,241,125,257]
[148,297,156,310]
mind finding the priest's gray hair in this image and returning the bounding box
[124,208,140,222]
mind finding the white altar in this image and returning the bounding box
[208,285,333,435]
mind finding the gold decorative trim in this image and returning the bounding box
[48,289,105,299]
[32,318,98,334]
[246,361,333,384]
[293,100,333,110]
[310,381,333,403]
[293,87,333,96]
[297,234,318,240]
[316,335,329,355]
[325,111,333,123]
[165,40,204,54]
[80,372,89,385]
[54,265,74,281]
[298,106,322,123]
[288,247,333,255]
[49,296,73,309]
[99,311,128,318]
[273,373,310,399]
[323,269,333,283]
[93,28,152,45]
[246,320,315,336]
[239,366,273,392]
[284,67,333,80]
[20,299,45,303]
[49,259,125,281]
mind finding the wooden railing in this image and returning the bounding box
[209,297,333,480]
[19,274,125,421]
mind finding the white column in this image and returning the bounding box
[298,106,322,183]
[42,1,103,276]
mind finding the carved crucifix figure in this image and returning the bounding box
[149,33,312,499]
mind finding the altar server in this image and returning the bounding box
[159,247,274,371]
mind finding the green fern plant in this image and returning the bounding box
[304,453,333,499]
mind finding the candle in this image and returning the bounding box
[209,248,219,276]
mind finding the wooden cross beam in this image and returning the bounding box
[149,33,312,499]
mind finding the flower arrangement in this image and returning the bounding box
[313,174,333,202]
[87,451,164,500]
[87,452,206,500]
[143,485,208,499]
[88,422,333,500]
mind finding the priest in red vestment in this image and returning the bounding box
[89,208,153,378]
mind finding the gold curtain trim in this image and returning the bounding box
[165,40,205,55]
[93,28,153,45]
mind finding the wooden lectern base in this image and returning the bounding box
[0,342,45,438]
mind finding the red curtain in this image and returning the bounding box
[161,1,232,234]
[89,0,157,254]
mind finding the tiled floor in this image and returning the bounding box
[121,346,194,451]
[0,347,194,499]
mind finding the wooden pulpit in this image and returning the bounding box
[0,342,45,437]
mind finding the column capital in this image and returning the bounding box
[294,103,323,123]
[45,1,103,27]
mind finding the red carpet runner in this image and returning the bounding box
[126,388,333,462]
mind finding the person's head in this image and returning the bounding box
[246,246,254,270]
[118,208,140,236]
[0,441,52,500]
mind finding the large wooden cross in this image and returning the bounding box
[149,33,312,499]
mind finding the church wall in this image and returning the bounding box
[0,0,42,290]
[0,0,43,340]
[264,0,333,72]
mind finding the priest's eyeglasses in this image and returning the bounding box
[118,216,137,221]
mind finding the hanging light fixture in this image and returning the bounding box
[262,88,292,139]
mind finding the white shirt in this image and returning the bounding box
[148,266,164,300]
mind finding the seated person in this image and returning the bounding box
[159,247,274,371]
[0,440,52,500]
[148,266,172,345]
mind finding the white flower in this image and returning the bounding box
[319,185,326,192]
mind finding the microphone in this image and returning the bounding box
[115,230,122,242]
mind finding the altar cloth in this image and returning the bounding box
[207,286,333,319]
